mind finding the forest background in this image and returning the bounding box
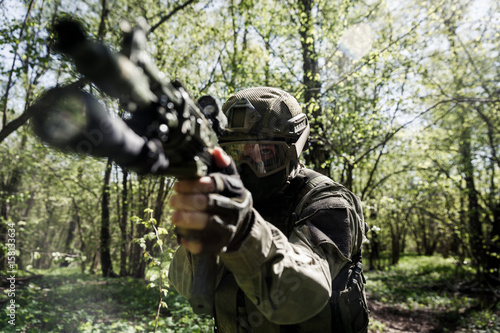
[0,0,499,332]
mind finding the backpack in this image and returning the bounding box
[286,168,370,333]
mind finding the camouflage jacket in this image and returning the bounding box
[168,168,367,332]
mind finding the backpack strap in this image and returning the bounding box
[294,171,337,218]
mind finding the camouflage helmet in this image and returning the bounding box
[220,87,309,156]
[219,87,309,183]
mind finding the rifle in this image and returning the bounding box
[30,17,224,316]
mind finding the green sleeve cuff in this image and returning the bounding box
[220,211,272,276]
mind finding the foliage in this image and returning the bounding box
[132,207,172,332]
[0,267,213,332]
[365,254,500,333]
[1,255,498,332]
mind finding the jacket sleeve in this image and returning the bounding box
[219,209,348,325]
[168,191,362,325]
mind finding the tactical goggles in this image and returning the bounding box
[219,141,290,177]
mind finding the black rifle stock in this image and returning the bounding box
[30,18,224,316]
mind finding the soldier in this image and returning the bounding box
[168,87,369,332]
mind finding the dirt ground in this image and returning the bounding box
[369,300,445,333]
[368,296,499,333]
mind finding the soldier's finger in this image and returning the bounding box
[174,176,215,194]
[169,193,208,211]
[171,210,209,230]
[213,147,231,169]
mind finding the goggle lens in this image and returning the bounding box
[220,142,289,176]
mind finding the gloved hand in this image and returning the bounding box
[169,147,253,254]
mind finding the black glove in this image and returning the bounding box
[175,158,254,253]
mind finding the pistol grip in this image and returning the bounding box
[190,254,217,316]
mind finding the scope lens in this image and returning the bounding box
[42,93,88,146]
[32,87,95,149]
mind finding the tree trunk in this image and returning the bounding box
[100,159,115,277]
[299,0,328,176]
[389,218,400,265]
[345,163,354,191]
[0,166,22,270]
[485,137,500,284]
[60,218,77,267]
[391,235,400,266]
[0,201,11,270]
[151,177,175,256]
[119,169,129,276]
[486,203,500,284]
[132,222,147,279]
[460,126,483,278]
[368,229,380,270]
[130,177,147,278]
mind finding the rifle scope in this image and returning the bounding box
[31,86,169,174]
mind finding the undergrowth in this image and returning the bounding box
[1,255,498,332]
[365,254,500,333]
[0,267,212,333]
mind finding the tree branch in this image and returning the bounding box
[148,0,198,34]
[2,0,35,130]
